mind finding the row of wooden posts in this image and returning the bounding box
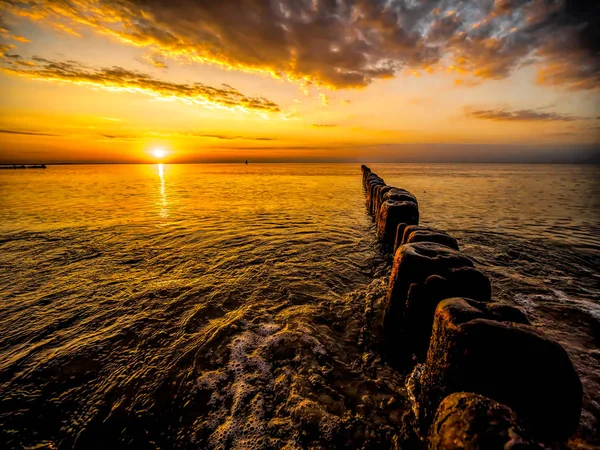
[361,165,583,448]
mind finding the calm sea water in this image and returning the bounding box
[0,163,598,449]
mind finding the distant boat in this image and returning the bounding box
[245,160,248,165]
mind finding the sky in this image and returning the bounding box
[0,0,598,164]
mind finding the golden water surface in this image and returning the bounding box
[0,163,598,449]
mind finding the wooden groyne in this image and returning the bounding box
[361,165,583,448]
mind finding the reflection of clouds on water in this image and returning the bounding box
[158,163,168,219]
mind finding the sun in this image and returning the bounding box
[152,148,167,159]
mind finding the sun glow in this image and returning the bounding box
[152,148,167,159]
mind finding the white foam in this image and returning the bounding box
[193,318,342,449]
[514,290,600,320]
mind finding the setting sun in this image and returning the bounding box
[152,148,166,159]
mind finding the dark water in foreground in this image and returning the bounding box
[0,163,599,449]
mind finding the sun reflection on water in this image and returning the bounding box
[157,163,168,219]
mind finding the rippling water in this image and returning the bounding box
[1,163,598,449]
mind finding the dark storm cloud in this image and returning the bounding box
[0,128,60,136]
[469,108,586,122]
[2,0,599,90]
[0,55,281,113]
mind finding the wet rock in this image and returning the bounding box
[366,179,384,194]
[394,223,408,252]
[370,184,389,215]
[372,185,395,215]
[441,298,529,325]
[367,179,385,212]
[366,184,379,212]
[382,188,418,207]
[402,225,459,251]
[438,267,492,302]
[361,165,370,183]
[376,200,419,247]
[484,302,529,324]
[376,187,418,220]
[365,175,384,192]
[428,392,543,450]
[383,243,482,352]
[399,270,492,359]
[366,174,384,188]
[361,170,418,227]
[419,298,583,442]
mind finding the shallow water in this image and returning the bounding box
[0,163,598,449]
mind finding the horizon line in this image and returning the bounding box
[2,161,600,166]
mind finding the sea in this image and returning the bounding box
[0,163,598,449]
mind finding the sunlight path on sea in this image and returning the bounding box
[157,163,168,219]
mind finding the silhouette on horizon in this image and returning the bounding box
[0,164,46,169]
[245,160,248,165]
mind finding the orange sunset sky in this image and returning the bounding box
[0,0,598,163]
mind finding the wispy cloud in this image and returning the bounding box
[0,128,60,136]
[454,79,482,87]
[0,16,8,34]
[0,55,281,113]
[190,133,275,141]
[11,35,30,43]
[0,43,14,57]
[137,51,168,69]
[2,0,598,90]
[468,108,586,122]
[99,133,138,139]
[312,124,338,128]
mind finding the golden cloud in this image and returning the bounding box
[468,108,586,122]
[137,51,168,69]
[2,0,598,90]
[0,54,281,113]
